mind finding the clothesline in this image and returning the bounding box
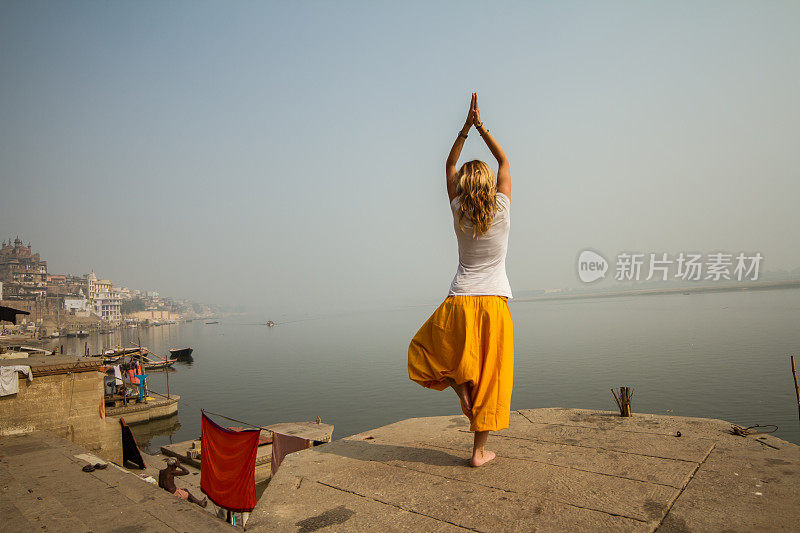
[144,382,315,508]
[202,409,272,433]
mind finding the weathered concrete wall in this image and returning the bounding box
[129,310,181,320]
[0,371,122,463]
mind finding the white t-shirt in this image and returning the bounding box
[448,192,512,298]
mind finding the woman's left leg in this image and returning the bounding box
[467,296,512,467]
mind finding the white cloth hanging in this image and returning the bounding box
[0,365,33,396]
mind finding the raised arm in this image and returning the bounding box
[446,93,477,201]
[473,95,511,198]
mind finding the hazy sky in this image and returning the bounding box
[1,2,798,316]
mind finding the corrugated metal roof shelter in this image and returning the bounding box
[0,356,103,376]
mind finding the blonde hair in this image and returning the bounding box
[456,160,498,238]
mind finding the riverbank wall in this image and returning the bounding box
[0,356,122,463]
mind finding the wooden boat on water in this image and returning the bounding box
[143,358,177,370]
[169,347,193,361]
[0,345,54,359]
[97,347,141,360]
[97,347,177,370]
[205,321,219,325]
[76,330,89,338]
[95,347,152,365]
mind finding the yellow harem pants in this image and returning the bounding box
[408,295,514,432]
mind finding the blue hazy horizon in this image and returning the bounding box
[2,2,799,315]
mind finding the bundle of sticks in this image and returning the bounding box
[611,386,633,417]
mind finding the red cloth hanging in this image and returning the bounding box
[200,412,259,512]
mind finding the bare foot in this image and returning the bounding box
[469,450,496,467]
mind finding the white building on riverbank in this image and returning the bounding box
[91,289,121,323]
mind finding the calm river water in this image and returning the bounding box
[46,288,800,451]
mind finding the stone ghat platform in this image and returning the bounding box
[0,431,231,532]
[248,408,800,532]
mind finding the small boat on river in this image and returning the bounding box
[169,347,194,361]
[143,358,177,370]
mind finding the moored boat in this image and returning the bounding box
[143,358,177,370]
[96,347,142,362]
[169,347,193,361]
[0,345,54,358]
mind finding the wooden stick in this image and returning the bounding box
[611,388,621,410]
[621,387,631,417]
[792,356,800,424]
[129,341,169,362]
[164,347,171,399]
[612,386,632,417]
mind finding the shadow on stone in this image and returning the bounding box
[296,505,355,533]
[317,439,467,467]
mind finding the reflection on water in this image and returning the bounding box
[129,414,182,454]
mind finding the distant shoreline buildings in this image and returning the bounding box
[0,236,214,327]
[0,237,47,300]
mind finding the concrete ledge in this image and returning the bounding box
[0,430,231,531]
[248,408,800,532]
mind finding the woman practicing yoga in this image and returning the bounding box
[408,92,513,467]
